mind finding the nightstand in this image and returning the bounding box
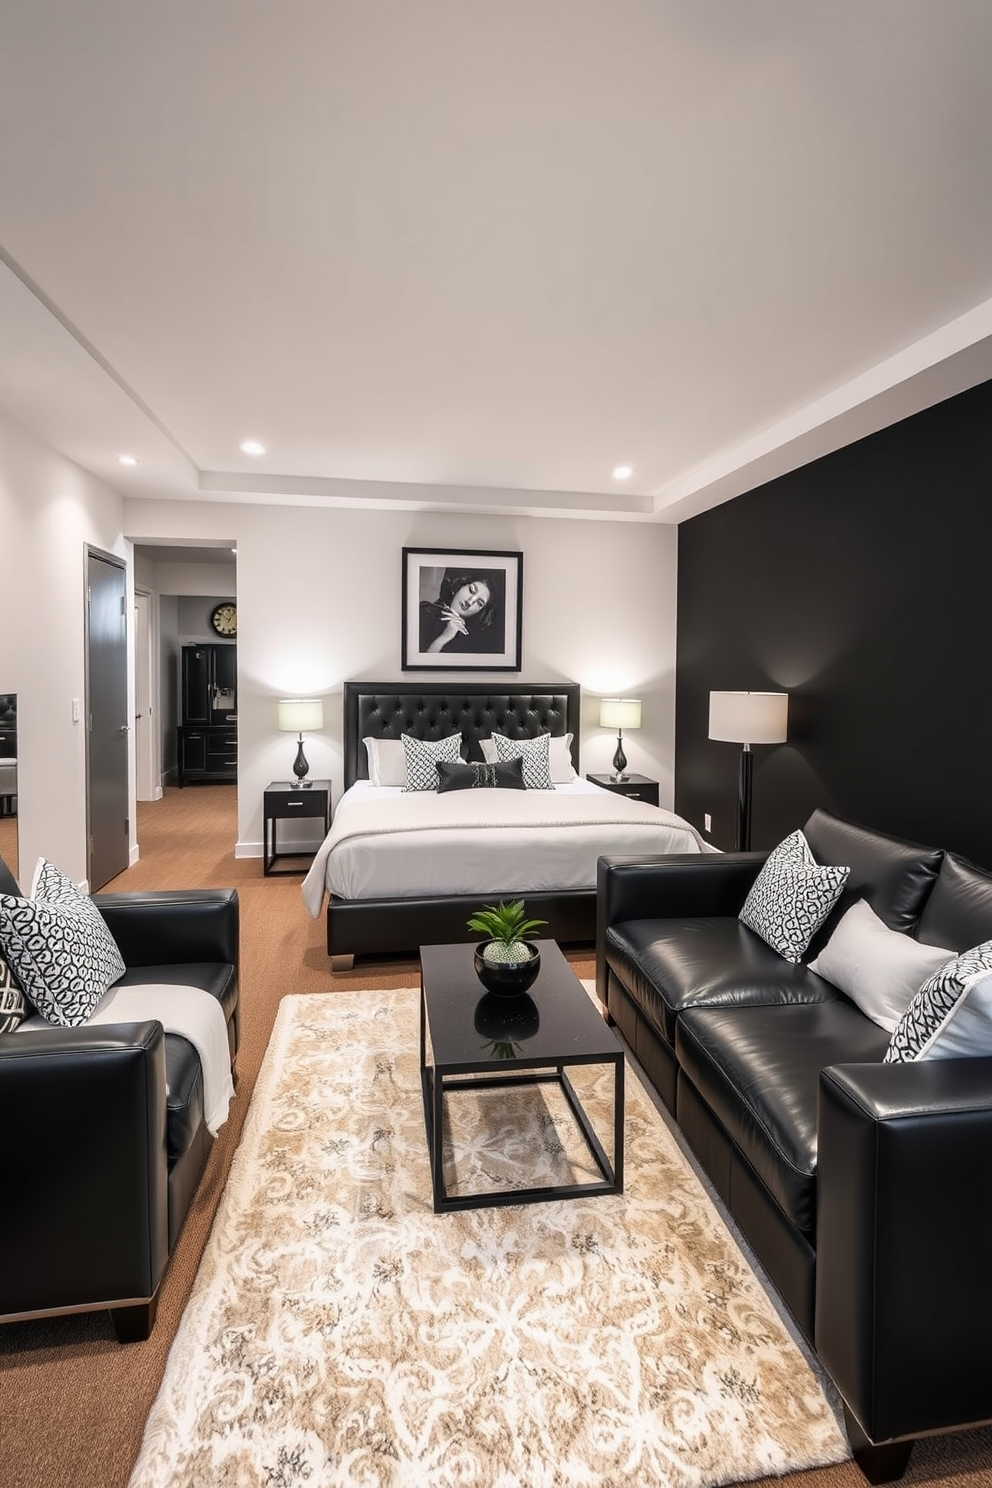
[263,780,332,875]
[586,772,660,807]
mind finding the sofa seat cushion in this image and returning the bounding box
[676,1002,890,1234]
[605,917,839,1046]
[164,1033,205,1163]
[115,962,237,1028]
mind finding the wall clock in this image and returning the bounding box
[210,602,237,638]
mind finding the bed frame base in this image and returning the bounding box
[327,888,595,965]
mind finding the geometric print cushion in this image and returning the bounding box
[401,732,464,792]
[491,731,555,790]
[885,940,992,1062]
[0,857,126,1027]
[0,949,26,1033]
[739,829,849,964]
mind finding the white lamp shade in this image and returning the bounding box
[708,691,788,745]
[278,698,324,733]
[599,697,642,731]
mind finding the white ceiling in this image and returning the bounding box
[2,1,992,524]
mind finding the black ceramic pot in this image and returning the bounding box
[473,941,541,997]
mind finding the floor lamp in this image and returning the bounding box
[708,691,788,851]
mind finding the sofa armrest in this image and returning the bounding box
[0,1023,169,1320]
[816,1059,992,1446]
[94,887,239,969]
[595,851,767,1004]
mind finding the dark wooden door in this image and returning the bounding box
[86,550,129,890]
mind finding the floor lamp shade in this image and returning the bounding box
[708,691,788,851]
[278,698,324,786]
[599,697,641,781]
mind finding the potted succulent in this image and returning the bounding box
[468,899,547,996]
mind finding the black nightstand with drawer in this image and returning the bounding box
[263,780,332,875]
[586,772,660,807]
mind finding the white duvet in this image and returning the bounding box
[301,778,714,914]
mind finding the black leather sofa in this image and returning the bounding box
[597,808,992,1483]
[0,850,239,1341]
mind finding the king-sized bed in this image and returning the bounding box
[303,681,711,965]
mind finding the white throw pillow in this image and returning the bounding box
[400,732,463,792]
[885,940,992,1062]
[481,732,575,784]
[491,731,555,790]
[362,736,407,788]
[739,829,849,964]
[808,899,953,1033]
[0,857,126,1026]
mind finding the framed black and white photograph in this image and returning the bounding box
[401,547,523,671]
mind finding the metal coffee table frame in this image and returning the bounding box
[419,941,624,1213]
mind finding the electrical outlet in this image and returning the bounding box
[704,813,712,833]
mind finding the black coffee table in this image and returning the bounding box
[419,940,624,1213]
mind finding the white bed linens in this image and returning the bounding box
[17,983,235,1135]
[302,779,714,914]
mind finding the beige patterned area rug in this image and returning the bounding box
[129,988,849,1488]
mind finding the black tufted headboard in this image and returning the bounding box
[343,681,581,790]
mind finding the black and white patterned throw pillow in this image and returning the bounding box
[739,829,849,964]
[401,732,464,792]
[435,757,527,793]
[491,731,555,790]
[0,950,25,1033]
[885,940,992,1062]
[0,857,126,1027]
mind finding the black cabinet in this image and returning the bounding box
[178,644,237,786]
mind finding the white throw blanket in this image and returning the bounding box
[301,788,712,915]
[87,984,234,1135]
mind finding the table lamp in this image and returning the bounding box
[599,697,642,782]
[278,698,324,787]
[708,690,788,851]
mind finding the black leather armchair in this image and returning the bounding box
[0,853,239,1341]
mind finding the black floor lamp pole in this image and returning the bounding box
[736,744,753,853]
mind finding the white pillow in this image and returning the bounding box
[739,829,849,964]
[362,736,406,788]
[400,732,463,792]
[808,899,953,1033]
[483,731,575,785]
[0,857,126,1027]
[886,940,992,1062]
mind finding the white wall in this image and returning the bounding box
[0,399,679,881]
[125,500,679,857]
[0,409,127,882]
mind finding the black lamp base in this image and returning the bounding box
[736,746,753,852]
[611,730,628,782]
[292,735,313,787]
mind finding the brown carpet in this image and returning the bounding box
[1,785,990,1488]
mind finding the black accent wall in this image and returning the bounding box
[675,376,992,867]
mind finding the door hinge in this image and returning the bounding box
[125,817,129,835]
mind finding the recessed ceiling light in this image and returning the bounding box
[118,454,138,466]
[240,440,266,456]
[612,464,634,481]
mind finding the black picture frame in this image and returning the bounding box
[401,547,523,671]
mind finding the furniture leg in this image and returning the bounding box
[843,1407,914,1484]
[110,1293,159,1343]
